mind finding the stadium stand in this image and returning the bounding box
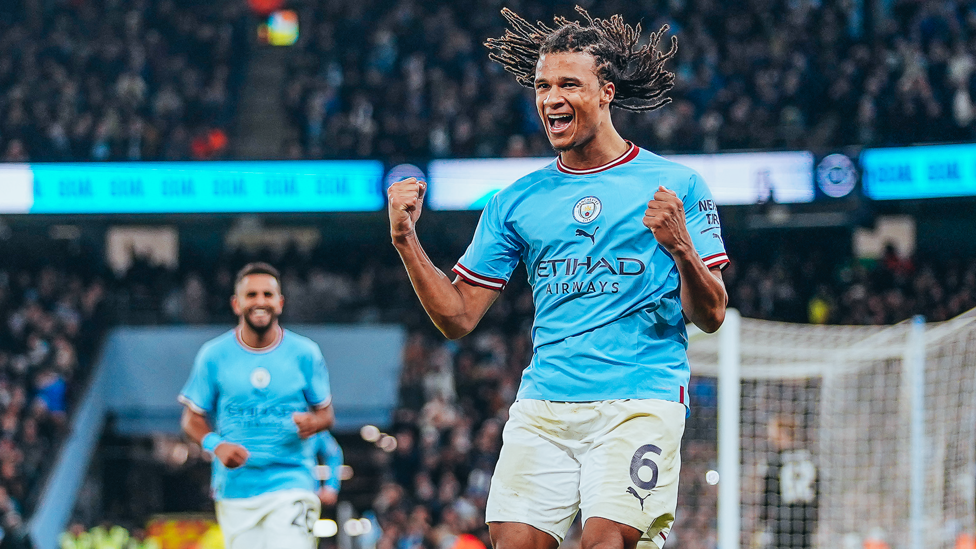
[284,0,976,160]
[0,0,247,162]
[0,243,109,544]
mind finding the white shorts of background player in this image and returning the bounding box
[216,488,321,549]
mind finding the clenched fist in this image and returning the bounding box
[213,442,249,469]
[292,412,322,439]
[388,177,427,239]
[643,186,692,255]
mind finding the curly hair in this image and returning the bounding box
[484,5,678,112]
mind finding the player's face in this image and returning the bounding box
[534,52,615,152]
[232,274,284,334]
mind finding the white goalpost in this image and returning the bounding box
[689,308,976,549]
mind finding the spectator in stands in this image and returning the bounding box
[282,0,976,160]
[0,258,107,520]
[0,0,246,162]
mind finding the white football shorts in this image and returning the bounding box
[486,399,686,549]
[215,488,320,549]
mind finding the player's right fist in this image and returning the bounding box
[388,177,426,240]
[213,442,249,469]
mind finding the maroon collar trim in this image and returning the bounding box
[556,142,639,175]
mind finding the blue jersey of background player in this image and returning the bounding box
[388,8,729,549]
[179,262,334,548]
[312,431,344,506]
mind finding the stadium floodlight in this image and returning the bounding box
[344,519,365,536]
[313,519,338,538]
[360,424,381,442]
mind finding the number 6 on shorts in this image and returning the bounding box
[630,444,662,490]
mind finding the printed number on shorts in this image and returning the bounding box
[630,444,662,490]
[291,501,315,532]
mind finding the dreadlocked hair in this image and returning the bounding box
[484,5,678,112]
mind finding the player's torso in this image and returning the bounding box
[499,151,693,402]
[506,155,684,345]
[211,338,312,465]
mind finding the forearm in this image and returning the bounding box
[392,231,479,339]
[180,409,214,446]
[312,405,335,433]
[673,245,727,333]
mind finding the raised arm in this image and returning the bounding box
[643,186,728,333]
[388,178,500,339]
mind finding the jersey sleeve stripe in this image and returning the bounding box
[178,394,208,415]
[702,253,730,270]
[312,395,333,409]
[453,263,507,290]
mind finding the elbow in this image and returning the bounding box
[435,315,477,340]
[698,306,727,334]
[322,406,336,431]
[440,322,474,340]
[179,410,194,437]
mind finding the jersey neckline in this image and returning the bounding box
[555,142,639,175]
[235,325,284,354]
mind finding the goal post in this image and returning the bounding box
[689,308,976,549]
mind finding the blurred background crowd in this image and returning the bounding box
[282,0,976,160]
[3,0,976,162]
[0,0,247,163]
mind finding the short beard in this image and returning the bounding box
[242,311,276,335]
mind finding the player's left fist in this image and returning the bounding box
[293,412,321,439]
[643,186,691,254]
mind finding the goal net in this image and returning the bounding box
[684,309,976,549]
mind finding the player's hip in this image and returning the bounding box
[214,467,317,501]
[504,398,686,451]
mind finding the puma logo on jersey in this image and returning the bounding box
[627,486,651,510]
[575,226,599,244]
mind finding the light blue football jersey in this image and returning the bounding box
[454,144,729,404]
[179,327,332,500]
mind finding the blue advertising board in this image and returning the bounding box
[861,144,976,200]
[0,161,385,213]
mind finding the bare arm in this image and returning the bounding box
[180,406,214,446]
[389,178,500,339]
[676,260,727,333]
[644,186,728,333]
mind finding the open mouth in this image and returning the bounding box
[249,308,272,322]
[547,113,574,134]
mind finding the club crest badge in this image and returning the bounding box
[573,196,602,224]
[250,367,271,389]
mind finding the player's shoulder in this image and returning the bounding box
[196,330,238,359]
[632,147,700,178]
[489,158,561,207]
[632,147,711,196]
[281,329,325,358]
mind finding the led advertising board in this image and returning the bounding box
[0,161,385,214]
[428,151,815,210]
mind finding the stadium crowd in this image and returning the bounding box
[283,0,976,161]
[0,247,109,545]
[113,237,976,329]
[0,0,247,163]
